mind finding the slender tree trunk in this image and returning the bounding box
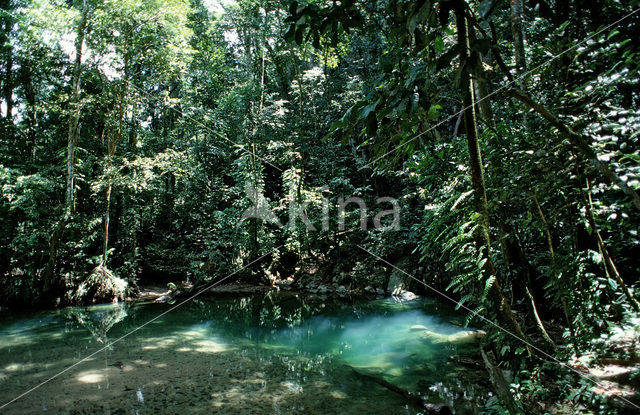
[473,64,493,127]
[510,0,526,77]
[526,286,555,349]
[469,30,494,127]
[455,8,530,353]
[66,1,89,212]
[532,195,574,333]
[21,64,37,160]
[294,53,304,114]
[41,1,89,301]
[102,176,112,265]
[103,72,126,265]
[581,181,638,311]
[128,65,139,265]
[480,347,519,415]
[509,0,530,128]
[4,50,12,120]
[42,220,66,300]
[258,7,268,113]
[129,98,138,150]
[1,0,13,122]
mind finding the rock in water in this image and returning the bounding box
[409,325,429,331]
[420,329,487,344]
[154,295,171,303]
[447,330,486,344]
[394,290,418,302]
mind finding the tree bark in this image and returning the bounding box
[3,49,12,120]
[469,30,494,126]
[20,63,37,160]
[526,286,555,349]
[66,1,89,212]
[532,195,574,333]
[103,81,126,265]
[455,8,531,354]
[1,0,13,121]
[480,347,519,415]
[41,1,89,302]
[102,177,112,265]
[581,181,638,311]
[510,0,526,77]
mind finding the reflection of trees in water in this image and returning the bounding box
[195,292,321,331]
[64,304,129,346]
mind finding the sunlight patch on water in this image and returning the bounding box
[76,371,105,383]
[2,361,51,374]
[194,338,228,353]
[141,335,179,350]
[330,390,347,399]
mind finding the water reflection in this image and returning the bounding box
[64,303,129,346]
[0,292,489,414]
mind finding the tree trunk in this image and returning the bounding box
[41,220,67,303]
[3,50,12,120]
[469,30,494,127]
[40,1,89,302]
[1,0,13,121]
[455,8,530,353]
[532,195,574,333]
[103,80,126,264]
[581,181,638,311]
[20,63,37,160]
[66,1,89,212]
[526,286,555,349]
[510,0,526,77]
[480,347,519,415]
[102,177,112,265]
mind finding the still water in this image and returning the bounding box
[0,291,489,414]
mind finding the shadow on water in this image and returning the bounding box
[0,292,490,414]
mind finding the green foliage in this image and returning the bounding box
[1,0,639,412]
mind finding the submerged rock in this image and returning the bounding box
[410,325,429,331]
[420,329,487,345]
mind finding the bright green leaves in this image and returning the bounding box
[427,104,441,121]
[434,35,444,53]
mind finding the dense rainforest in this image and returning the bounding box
[1,0,640,413]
